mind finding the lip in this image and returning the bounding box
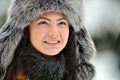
[44,40,61,47]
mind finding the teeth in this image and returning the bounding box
[45,41,59,44]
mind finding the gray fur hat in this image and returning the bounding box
[0,0,96,79]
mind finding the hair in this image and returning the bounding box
[4,24,80,80]
[4,27,29,80]
[62,26,77,80]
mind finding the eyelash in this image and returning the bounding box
[37,21,67,26]
[38,21,48,25]
[58,22,67,25]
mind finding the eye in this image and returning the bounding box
[38,21,48,26]
[58,22,67,26]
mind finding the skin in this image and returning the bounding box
[29,11,69,58]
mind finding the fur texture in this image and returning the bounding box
[18,41,66,80]
[0,0,96,80]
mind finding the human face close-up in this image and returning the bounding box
[29,11,69,58]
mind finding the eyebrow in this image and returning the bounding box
[57,18,67,21]
[38,17,51,21]
[38,17,67,22]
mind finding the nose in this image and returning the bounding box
[48,25,60,38]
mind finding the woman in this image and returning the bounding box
[0,0,96,80]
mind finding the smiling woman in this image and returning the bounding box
[29,11,69,58]
[0,0,96,80]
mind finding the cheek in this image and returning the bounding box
[62,29,69,42]
[31,30,46,42]
[29,27,45,43]
[29,23,47,38]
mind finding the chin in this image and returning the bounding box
[45,51,61,56]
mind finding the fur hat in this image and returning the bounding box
[0,0,96,79]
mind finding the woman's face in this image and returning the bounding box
[29,11,69,58]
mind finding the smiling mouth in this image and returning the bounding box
[44,40,61,47]
[44,40,60,44]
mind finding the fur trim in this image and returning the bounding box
[0,0,96,79]
[18,41,65,80]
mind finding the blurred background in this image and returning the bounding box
[84,0,120,80]
[0,0,120,80]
